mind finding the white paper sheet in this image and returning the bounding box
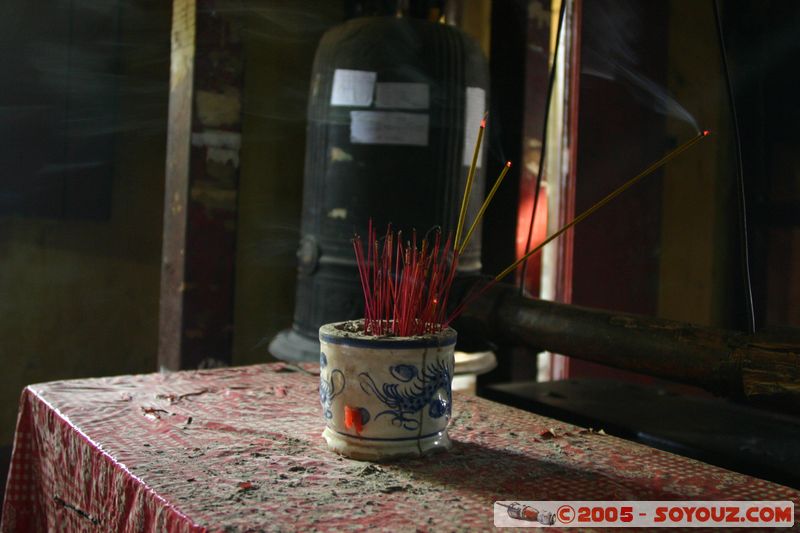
[350,111,429,146]
[330,69,377,107]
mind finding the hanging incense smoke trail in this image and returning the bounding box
[581,0,700,132]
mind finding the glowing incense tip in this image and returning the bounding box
[702,129,711,137]
[480,111,489,129]
[505,161,512,168]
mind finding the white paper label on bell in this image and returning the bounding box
[330,69,377,107]
[350,111,429,146]
[375,82,430,109]
[463,86,486,167]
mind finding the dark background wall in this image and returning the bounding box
[0,0,171,446]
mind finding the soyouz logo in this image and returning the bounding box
[493,501,795,528]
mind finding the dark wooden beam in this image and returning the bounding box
[464,283,800,410]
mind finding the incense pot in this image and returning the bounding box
[319,320,457,461]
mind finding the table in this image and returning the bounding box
[2,363,798,531]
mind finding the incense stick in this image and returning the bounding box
[351,115,491,336]
[454,117,487,249]
[353,225,459,336]
[493,130,710,282]
[458,161,512,255]
[445,130,710,325]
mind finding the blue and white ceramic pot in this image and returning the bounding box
[319,320,457,461]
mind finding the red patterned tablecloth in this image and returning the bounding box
[2,363,798,531]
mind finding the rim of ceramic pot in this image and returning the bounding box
[319,320,457,349]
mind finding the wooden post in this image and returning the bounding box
[159,0,243,370]
[658,0,737,329]
[159,0,196,371]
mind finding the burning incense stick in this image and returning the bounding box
[458,161,512,256]
[446,130,711,324]
[454,116,487,249]
[351,115,491,336]
[494,130,710,282]
[352,119,708,336]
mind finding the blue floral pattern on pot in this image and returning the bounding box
[319,368,344,420]
[358,359,452,430]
